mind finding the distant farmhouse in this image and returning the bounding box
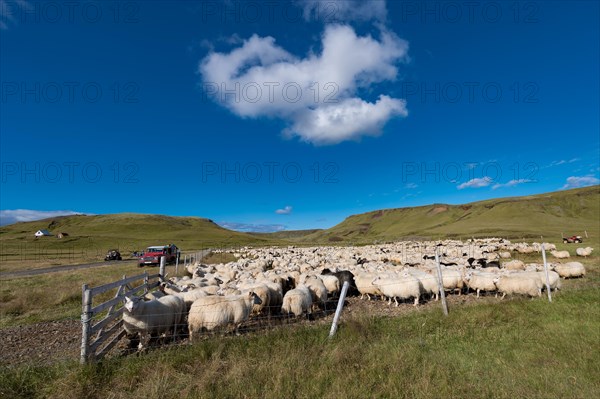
[56,232,69,239]
[34,229,52,237]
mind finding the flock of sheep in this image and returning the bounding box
[121,238,591,349]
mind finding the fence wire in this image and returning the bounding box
[1,275,593,367]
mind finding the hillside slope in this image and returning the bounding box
[301,185,600,243]
[0,213,282,257]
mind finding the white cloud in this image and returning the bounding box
[545,158,580,168]
[404,183,418,189]
[200,24,409,145]
[0,209,83,226]
[457,177,493,190]
[492,179,533,190]
[561,176,600,190]
[296,0,387,23]
[275,205,293,215]
[284,95,407,144]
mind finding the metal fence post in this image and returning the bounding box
[329,281,350,338]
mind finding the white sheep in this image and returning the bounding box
[503,260,525,271]
[372,272,421,306]
[218,286,242,296]
[554,262,586,278]
[122,295,185,348]
[172,288,208,310]
[187,292,261,340]
[237,283,272,315]
[406,269,438,300]
[320,274,341,297]
[437,268,464,295]
[259,279,284,311]
[355,272,384,300]
[161,280,187,295]
[542,243,557,251]
[521,271,562,291]
[281,285,313,317]
[551,250,570,259]
[575,247,594,257]
[303,275,328,310]
[493,274,542,299]
[143,290,166,300]
[463,271,497,298]
[516,246,535,254]
[198,285,220,296]
[499,251,512,259]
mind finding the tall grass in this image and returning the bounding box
[0,262,189,328]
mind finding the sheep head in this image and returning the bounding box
[249,291,262,305]
[123,296,141,313]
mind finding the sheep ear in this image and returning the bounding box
[123,296,134,312]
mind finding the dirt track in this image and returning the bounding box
[0,259,139,278]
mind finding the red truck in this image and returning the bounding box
[138,244,179,267]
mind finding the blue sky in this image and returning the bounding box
[1,0,599,230]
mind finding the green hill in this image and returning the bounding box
[0,213,283,261]
[301,185,600,244]
[249,229,323,240]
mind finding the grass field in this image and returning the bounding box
[1,257,598,398]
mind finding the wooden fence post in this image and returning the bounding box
[80,284,92,364]
[159,256,166,278]
[143,274,149,296]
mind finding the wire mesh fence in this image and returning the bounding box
[1,272,588,367]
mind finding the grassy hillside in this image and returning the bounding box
[0,213,283,266]
[303,185,600,243]
[250,229,323,241]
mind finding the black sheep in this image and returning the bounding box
[479,259,500,268]
[321,268,359,297]
[441,262,458,266]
